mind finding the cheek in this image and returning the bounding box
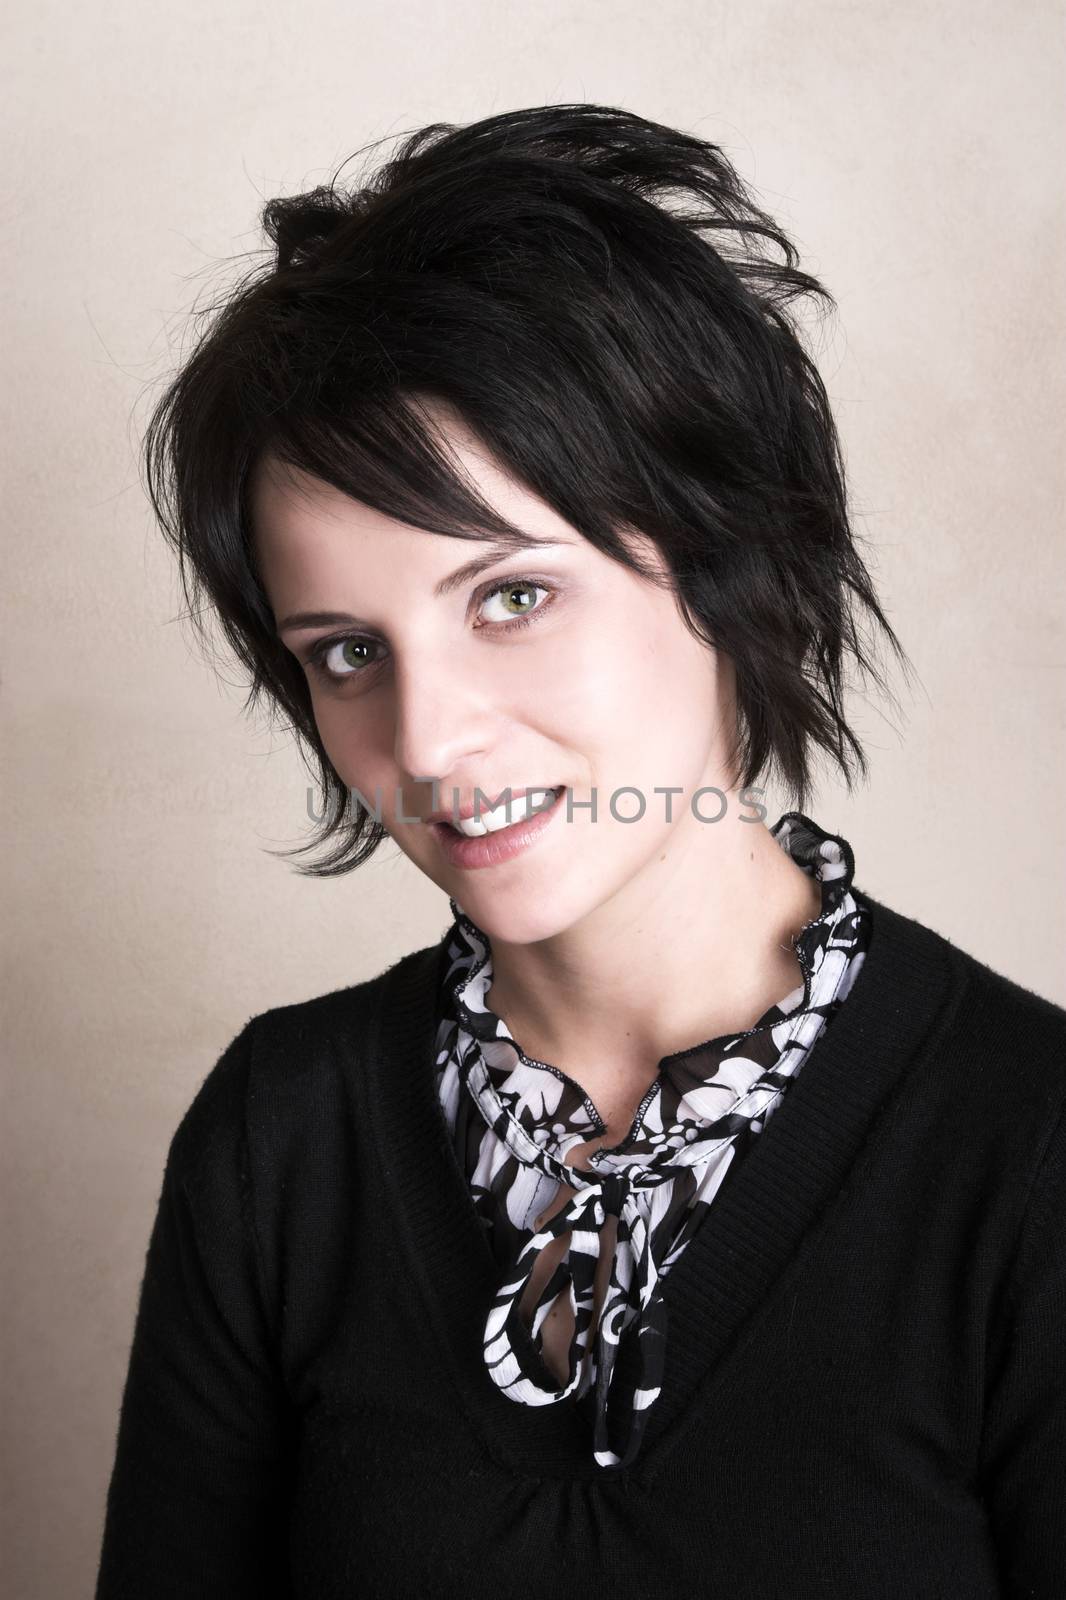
[306,694,390,795]
[532,615,661,723]
[557,616,716,758]
[493,649,658,843]
[611,644,723,822]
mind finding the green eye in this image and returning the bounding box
[340,639,374,668]
[305,575,556,686]
[481,581,546,621]
[307,634,383,683]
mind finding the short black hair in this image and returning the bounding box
[143,101,913,877]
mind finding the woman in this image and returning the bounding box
[94,104,1066,1597]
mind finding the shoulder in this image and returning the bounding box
[950,938,1066,1046]
[910,899,1062,1040]
[947,928,1066,1124]
[858,886,1066,1036]
[169,936,446,1180]
[858,886,1066,1122]
[241,935,447,1064]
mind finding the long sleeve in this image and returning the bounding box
[94,1020,292,1599]
[979,1094,1066,1597]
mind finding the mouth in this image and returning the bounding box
[440,786,565,837]
[430,786,568,870]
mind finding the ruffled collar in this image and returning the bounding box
[440,812,861,1173]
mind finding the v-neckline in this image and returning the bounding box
[360,885,961,1481]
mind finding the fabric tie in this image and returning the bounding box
[439,815,869,1471]
[474,1059,687,1469]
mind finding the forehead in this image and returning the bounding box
[247,435,568,617]
[250,406,593,600]
[247,396,673,594]
[249,454,345,532]
[249,394,512,525]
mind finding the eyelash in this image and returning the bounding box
[304,576,556,685]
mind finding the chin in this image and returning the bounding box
[455,849,642,948]
[449,882,551,938]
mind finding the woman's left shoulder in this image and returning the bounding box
[858,888,1066,1115]
[861,888,1065,1043]
[915,906,1066,1115]
[945,925,1066,1018]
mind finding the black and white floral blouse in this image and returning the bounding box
[432,812,871,1470]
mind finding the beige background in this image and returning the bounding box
[3,0,1064,1593]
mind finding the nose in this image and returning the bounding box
[390,648,496,798]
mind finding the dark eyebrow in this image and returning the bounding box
[276,536,567,634]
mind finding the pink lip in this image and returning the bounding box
[430,786,567,870]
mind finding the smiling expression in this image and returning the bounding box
[250,400,740,946]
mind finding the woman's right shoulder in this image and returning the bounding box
[171,936,446,1179]
[156,937,448,1354]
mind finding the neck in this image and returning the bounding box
[483,805,824,1098]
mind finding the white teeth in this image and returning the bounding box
[452,788,560,838]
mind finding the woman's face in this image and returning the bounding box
[251,406,739,946]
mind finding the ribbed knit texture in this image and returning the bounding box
[94,888,1066,1599]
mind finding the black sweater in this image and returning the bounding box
[94,888,1066,1599]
